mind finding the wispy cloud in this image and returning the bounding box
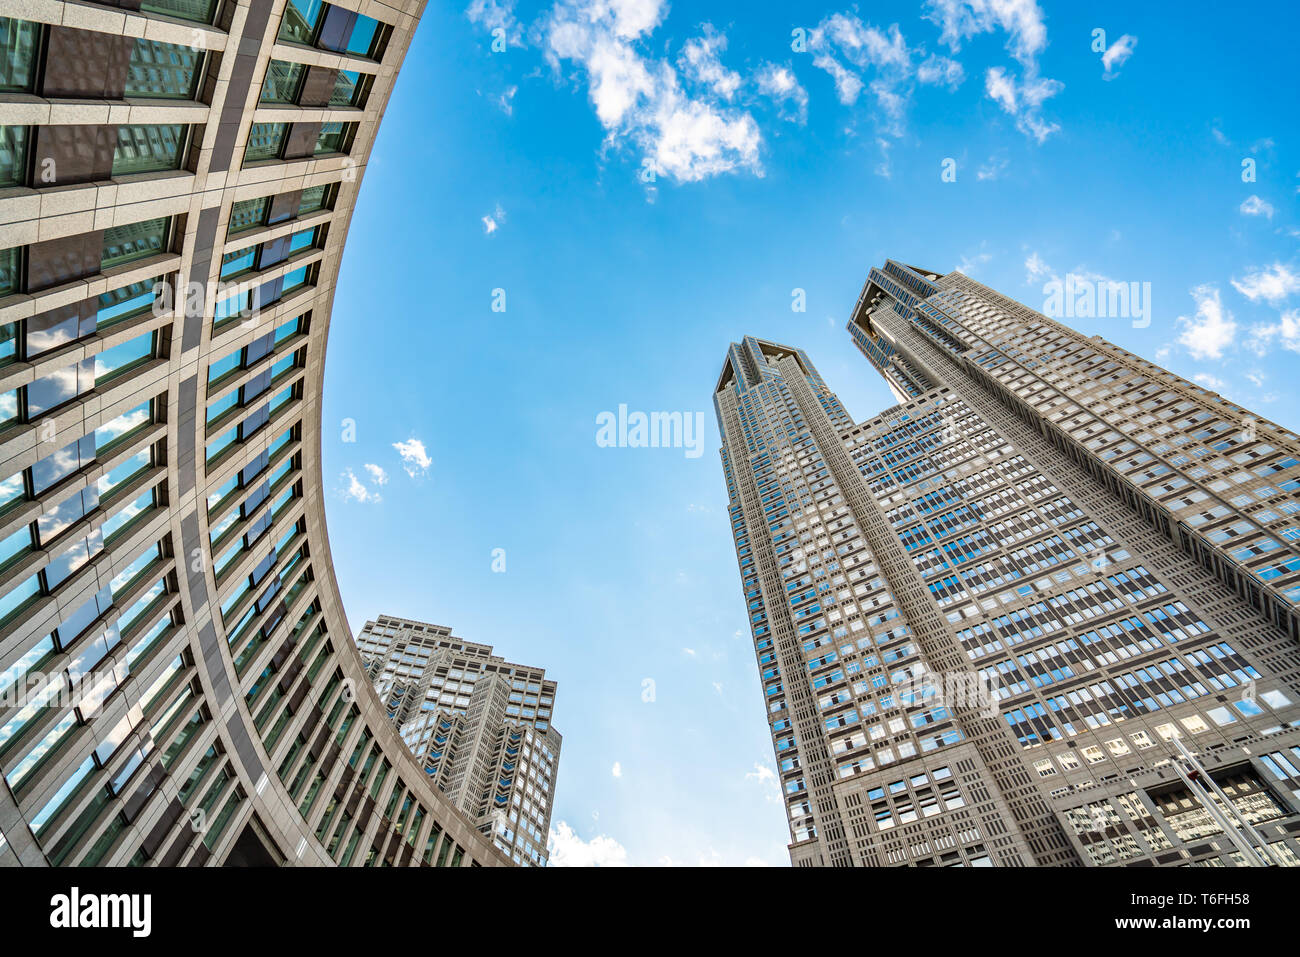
[1239,195,1275,219]
[1177,285,1237,360]
[1232,263,1300,304]
[341,467,382,504]
[543,3,761,183]
[393,437,433,478]
[482,203,507,234]
[926,0,1062,141]
[1101,34,1137,79]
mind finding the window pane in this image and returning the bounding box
[0,125,28,187]
[113,125,185,176]
[138,0,218,24]
[220,246,256,279]
[95,332,155,385]
[98,277,161,328]
[346,15,379,58]
[260,60,304,104]
[278,0,323,45]
[228,197,270,235]
[101,218,170,271]
[329,70,360,107]
[314,122,351,155]
[0,18,39,92]
[245,123,287,163]
[297,185,329,216]
[0,246,18,298]
[125,39,203,99]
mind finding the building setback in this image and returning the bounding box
[0,0,509,866]
[715,261,1300,867]
[355,615,560,866]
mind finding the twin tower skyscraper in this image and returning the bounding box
[717,261,1300,867]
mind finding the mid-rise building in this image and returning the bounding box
[356,615,561,866]
[715,261,1300,867]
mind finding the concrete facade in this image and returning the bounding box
[0,0,509,866]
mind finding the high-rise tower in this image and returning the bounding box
[355,615,561,867]
[716,262,1300,867]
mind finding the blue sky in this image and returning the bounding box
[320,0,1300,865]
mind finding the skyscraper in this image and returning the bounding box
[0,0,509,867]
[715,261,1300,867]
[355,615,561,867]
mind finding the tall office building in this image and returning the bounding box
[716,261,1300,867]
[0,1,512,867]
[355,615,561,866]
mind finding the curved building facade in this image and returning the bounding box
[0,0,508,866]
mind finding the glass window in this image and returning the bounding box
[228,197,270,235]
[0,246,18,298]
[278,0,323,45]
[101,218,170,271]
[297,185,331,216]
[113,125,186,176]
[288,227,316,254]
[98,277,161,328]
[329,70,362,107]
[95,331,155,385]
[0,125,29,188]
[260,61,304,104]
[245,123,287,163]
[0,18,39,92]
[314,122,352,155]
[125,40,204,99]
[220,246,256,279]
[139,0,219,24]
[346,15,380,58]
[0,322,14,366]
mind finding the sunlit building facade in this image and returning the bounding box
[716,262,1300,867]
[356,615,560,866]
[0,0,509,867]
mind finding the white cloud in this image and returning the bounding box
[956,248,992,275]
[1248,310,1300,355]
[341,468,381,504]
[1239,195,1274,219]
[924,0,1048,64]
[1192,372,1227,391]
[1245,371,1267,388]
[393,437,433,478]
[1232,263,1300,304]
[754,63,808,123]
[363,463,388,486]
[679,25,741,100]
[746,762,780,803]
[977,154,1009,180]
[466,0,522,46]
[547,821,628,867]
[482,203,506,234]
[916,53,965,89]
[924,1,1061,141]
[984,66,1062,142]
[1177,285,1237,360]
[807,15,915,135]
[543,1,762,183]
[1025,251,1051,282]
[611,761,623,778]
[1101,34,1137,78]
[496,85,518,115]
